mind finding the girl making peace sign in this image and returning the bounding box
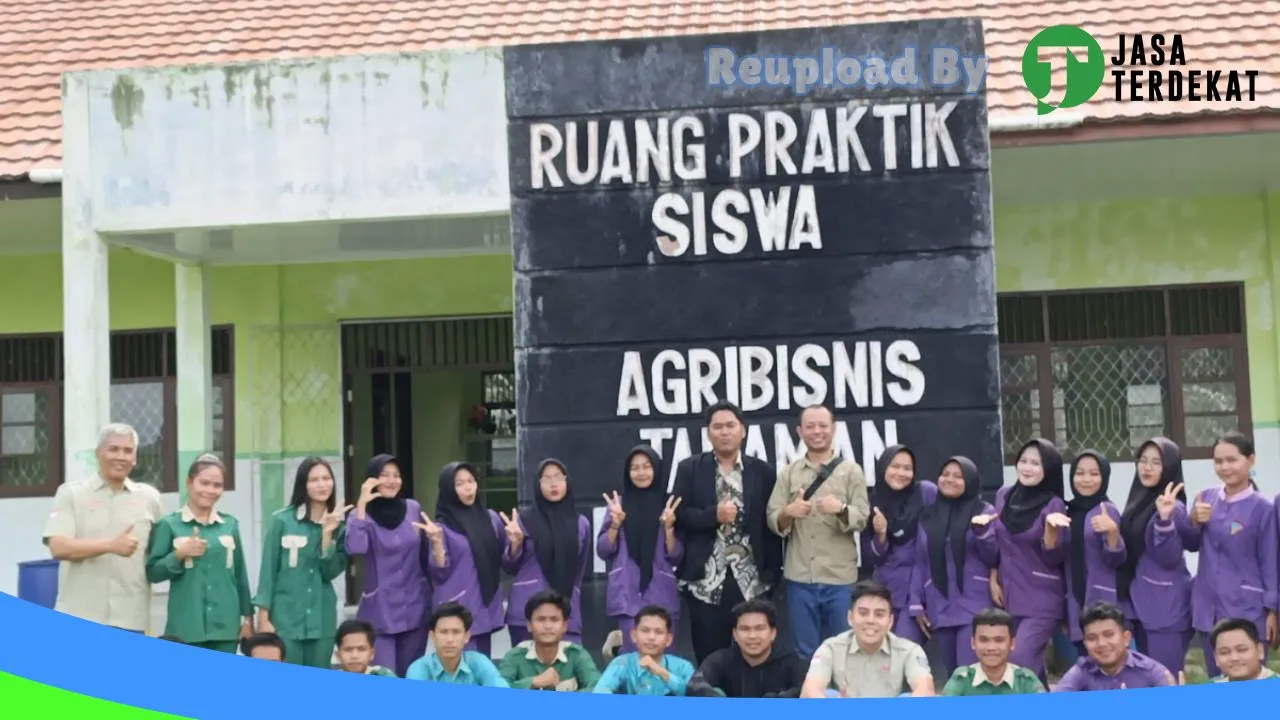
[1117,437,1195,675]
[503,458,594,645]
[597,445,684,655]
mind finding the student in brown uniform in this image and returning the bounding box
[43,423,163,634]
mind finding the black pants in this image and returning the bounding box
[685,574,746,666]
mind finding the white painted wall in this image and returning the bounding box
[65,49,509,234]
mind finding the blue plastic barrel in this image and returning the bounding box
[17,558,59,609]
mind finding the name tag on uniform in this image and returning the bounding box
[281,535,308,568]
[219,535,236,569]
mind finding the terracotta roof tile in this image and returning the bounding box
[2,0,1278,179]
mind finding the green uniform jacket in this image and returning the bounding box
[942,663,1046,696]
[254,506,348,642]
[146,507,253,643]
[498,641,601,691]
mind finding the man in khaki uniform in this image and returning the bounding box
[766,404,870,659]
[801,580,935,698]
[42,423,164,633]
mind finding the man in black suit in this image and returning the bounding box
[673,400,783,664]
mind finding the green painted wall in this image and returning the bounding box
[0,250,514,467]
[0,190,1276,469]
[993,192,1280,425]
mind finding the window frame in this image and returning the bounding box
[998,284,1252,462]
[1168,333,1252,458]
[0,382,64,499]
[0,326,236,498]
[110,376,180,493]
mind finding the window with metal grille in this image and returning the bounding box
[111,327,235,492]
[0,327,235,497]
[997,284,1249,462]
[0,334,62,499]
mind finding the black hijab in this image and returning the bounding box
[620,445,667,593]
[871,444,924,547]
[434,461,502,606]
[522,458,583,598]
[1066,450,1112,607]
[1000,438,1065,535]
[921,456,985,596]
[1118,437,1185,601]
[364,454,407,531]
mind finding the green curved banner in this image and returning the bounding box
[0,672,191,719]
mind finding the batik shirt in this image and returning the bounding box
[685,456,770,605]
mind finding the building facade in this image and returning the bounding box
[1,5,1278,617]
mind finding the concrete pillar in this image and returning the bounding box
[60,72,111,481]
[61,229,112,481]
[174,231,213,503]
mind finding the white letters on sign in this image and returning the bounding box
[526,102,962,259]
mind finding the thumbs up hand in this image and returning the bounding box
[176,527,207,560]
[785,489,812,519]
[1191,492,1214,526]
[108,528,140,557]
[1090,504,1119,535]
[716,496,738,525]
[871,507,888,540]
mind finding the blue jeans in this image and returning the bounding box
[788,580,852,659]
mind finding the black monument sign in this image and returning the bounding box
[505,18,1001,511]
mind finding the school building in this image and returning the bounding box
[1,2,1278,614]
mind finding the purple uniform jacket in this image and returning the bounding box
[993,485,1069,620]
[428,509,508,636]
[504,515,593,633]
[344,498,430,636]
[1186,487,1280,632]
[862,481,938,611]
[907,501,998,628]
[1053,649,1174,691]
[1123,502,1194,632]
[596,523,684,619]
[1064,502,1128,641]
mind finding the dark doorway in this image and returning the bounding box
[339,317,514,603]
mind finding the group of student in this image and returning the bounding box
[39,401,1280,697]
[220,581,1276,696]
